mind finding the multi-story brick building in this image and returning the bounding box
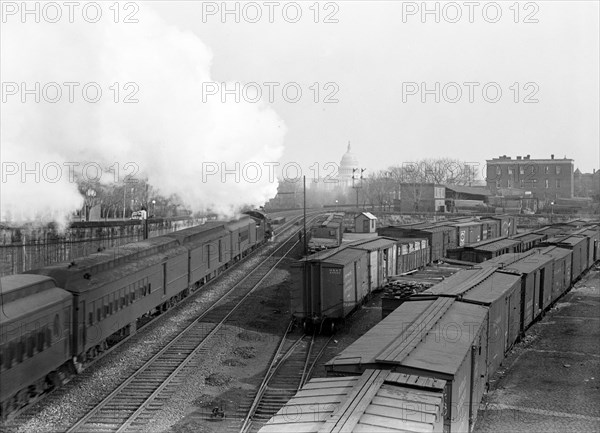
[486,155,574,202]
[398,183,446,212]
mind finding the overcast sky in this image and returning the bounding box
[154,0,599,174]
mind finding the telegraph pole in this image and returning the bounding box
[303,175,307,255]
[352,168,366,214]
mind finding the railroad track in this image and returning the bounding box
[238,329,333,433]
[64,215,318,433]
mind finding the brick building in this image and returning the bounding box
[398,183,445,212]
[486,154,574,202]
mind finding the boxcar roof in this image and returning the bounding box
[320,248,366,266]
[258,369,446,433]
[348,237,397,251]
[423,267,497,296]
[460,272,521,304]
[473,238,521,252]
[326,298,488,377]
[551,235,588,247]
[539,246,572,260]
[498,252,553,274]
[482,250,536,267]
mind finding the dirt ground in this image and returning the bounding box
[157,257,386,433]
[474,268,600,432]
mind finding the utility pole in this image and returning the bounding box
[303,175,307,255]
[352,168,366,214]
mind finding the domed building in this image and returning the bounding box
[338,141,361,188]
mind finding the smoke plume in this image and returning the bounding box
[1,4,285,226]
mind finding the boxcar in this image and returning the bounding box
[378,225,452,263]
[325,297,488,433]
[395,238,430,274]
[495,252,553,329]
[543,234,588,282]
[291,246,368,332]
[572,226,600,270]
[454,222,482,246]
[510,232,546,253]
[458,238,522,263]
[419,267,522,376]
[0,275,72,416]
[258,369,447,433]
[348,237,397,294]
[539,246,573,303]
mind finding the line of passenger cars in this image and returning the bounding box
[0,212,270,418]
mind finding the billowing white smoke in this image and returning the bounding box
[1,4,285,226]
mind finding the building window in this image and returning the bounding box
[556,166,561,175]
[545,179,549,188]
[495,180,500,188]
[507,179,512,188]
[519,166,525,175]
[508,167,513,175]
[496,166,501,175]
[545,166,549,174]
[556,179,561,188]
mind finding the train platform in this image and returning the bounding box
[474,267,600,432]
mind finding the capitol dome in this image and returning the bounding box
[339,142,359,181]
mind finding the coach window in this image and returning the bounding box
[4,343,13,369]
[54,314,60,337]
[45,328,52,347]
[37,330,45,352]
[27,334,35,358]
[16,339,24,363]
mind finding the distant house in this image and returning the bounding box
[398,183,445,213]
[355,212,377,233]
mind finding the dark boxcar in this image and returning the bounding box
[540,246,573,303]
[496,252,553,330]
[454,222,482,246]
[462,238,522,263]
[420,267,522,375]
[348,237,398,293]
[325,297,489,433]
[291,246,368,330]
[510,232,546,253]
[544,234,588,282]
[0,275,72,416]
[572,226,600,269]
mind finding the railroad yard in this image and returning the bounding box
[474,267,600,432]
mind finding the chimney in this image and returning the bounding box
[551,154,554,159]
[517,156,522,160]
[526,154,530,159]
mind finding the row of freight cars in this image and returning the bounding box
[291,215,518,331]
[0,213,271,419]
[268,222,599,433]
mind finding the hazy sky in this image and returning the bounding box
[153,0,599,175]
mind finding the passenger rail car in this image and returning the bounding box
[0,216,269,419]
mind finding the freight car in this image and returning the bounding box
[0,216,269,419]
[307,213,344,253]
[291,237,400,333]
[324,238,597,432]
